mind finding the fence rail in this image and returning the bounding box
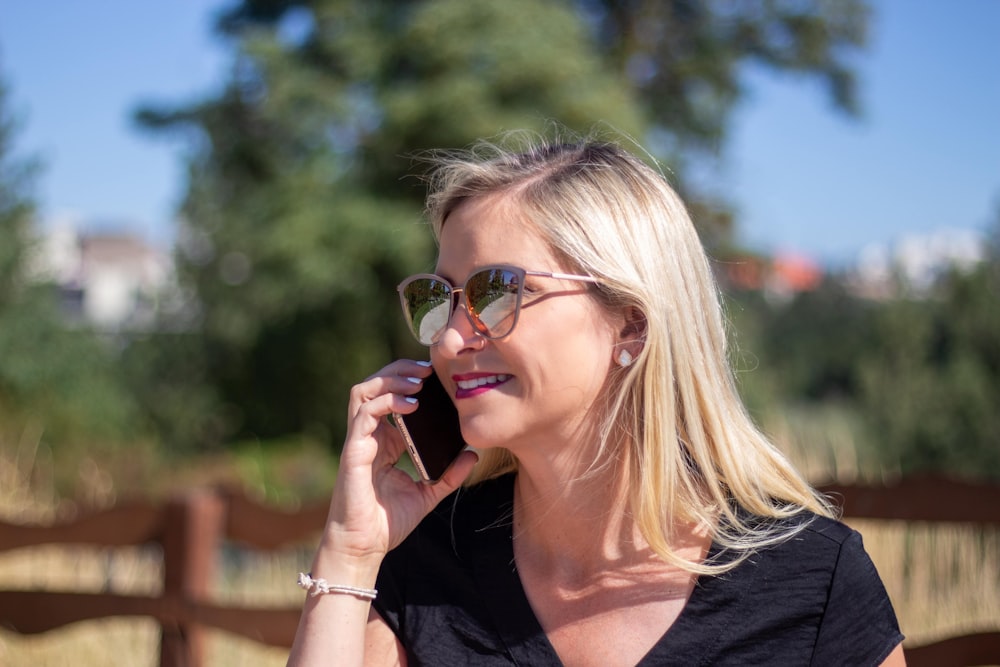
[1,476,999,667]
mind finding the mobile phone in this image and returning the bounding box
[393,371,467,483]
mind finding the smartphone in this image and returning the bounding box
[393,371,467,483]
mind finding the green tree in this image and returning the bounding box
[0,73,138,443]
[134,0,870,449]
[855,211,1000,479]
[728,227,1000,481]
[756,282,878,402]
[0,76,35,306]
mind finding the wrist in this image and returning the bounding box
[297,572,378,601]
[310,538,384,590]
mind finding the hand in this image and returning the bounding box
[317,360,478,572]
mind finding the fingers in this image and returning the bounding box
[349,360,434,421]
[342,360,437,470]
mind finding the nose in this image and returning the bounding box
[435,289,484,356]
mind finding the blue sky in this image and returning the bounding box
[1,0,998,265]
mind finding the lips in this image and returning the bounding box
[453,373,512,398]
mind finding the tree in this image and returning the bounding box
[209,0,868,245]
[856,264,1000,480]
[0,75,36,308]
[585,0,869,243]
[0,72,138,444]
[852,205,1000,479]
[134,0,871,449]
[729,251,1000,481]
[587,0,867,147]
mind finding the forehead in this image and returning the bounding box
[435,195,558,278]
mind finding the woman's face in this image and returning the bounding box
[430,195,622,461]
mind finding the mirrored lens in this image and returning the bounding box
[399,267,525,345]
[402,278,452,345]
[466,268,520,338]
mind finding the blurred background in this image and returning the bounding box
[0,0,998,664]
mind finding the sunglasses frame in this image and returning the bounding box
[397,264,600,346]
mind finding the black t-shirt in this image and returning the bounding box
[374,474,903,666]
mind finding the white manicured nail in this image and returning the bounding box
[406,377,422,384]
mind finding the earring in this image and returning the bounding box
[617,349,633,367]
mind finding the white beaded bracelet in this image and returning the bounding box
[297,572,378,601]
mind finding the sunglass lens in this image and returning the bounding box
[466,268,520,338]
[402,278,452,345]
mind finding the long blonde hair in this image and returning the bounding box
[422,131,834,573]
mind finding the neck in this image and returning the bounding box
[508,442,711,587]
[512,450,640,577]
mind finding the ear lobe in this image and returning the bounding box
[614,306,646,366]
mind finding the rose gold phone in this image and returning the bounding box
[393,371,467,483]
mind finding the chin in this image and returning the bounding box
[460,431,506,451]
[458,418,513,450]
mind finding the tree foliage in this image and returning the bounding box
[0,74,138,443]
[585,0,868,149]
[133,0,870,449]
[856,248,1000,479]
[733,244,1000,481]
[0,77,36,304]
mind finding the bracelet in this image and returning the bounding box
[297,572,378,601]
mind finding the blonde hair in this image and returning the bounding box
[422,131,834,573]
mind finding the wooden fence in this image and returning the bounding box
[1,476,999,666]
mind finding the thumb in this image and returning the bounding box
[425,449,479,504]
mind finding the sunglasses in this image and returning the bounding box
[397,265,600,346]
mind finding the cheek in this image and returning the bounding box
[566,303,619,356]
[532,313,616,382]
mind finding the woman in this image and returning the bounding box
[288,136,905,666]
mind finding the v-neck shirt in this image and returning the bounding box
[373,473,903,666]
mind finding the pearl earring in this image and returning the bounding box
[617,349,633,367]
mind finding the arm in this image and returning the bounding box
[287,595,406,667]
[287,360,477,667]
[365,608,407,666]
[880,643,906,667]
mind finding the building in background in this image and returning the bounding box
[32,221,179,331]
[849,228,987,299]
[715,250,824,301]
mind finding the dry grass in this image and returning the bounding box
[853,518,1000,646]
[2,416,999,665]
[766,404,1000,650]
[0,428,309,666]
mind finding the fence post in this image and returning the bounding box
[159,490,225,667]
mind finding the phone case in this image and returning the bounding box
[393,372,467,483]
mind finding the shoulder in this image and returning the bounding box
[761,513,891,593]
[717,512,860,602]
[745,512,904,664]
[802,515,905,663]
[681,512,901,664]
[767,513,861,562]
[735,513,882,596]
[709,511,857,575]
[796,513,860,549]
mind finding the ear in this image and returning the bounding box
[620,306,647,340]
[614,306,647,366]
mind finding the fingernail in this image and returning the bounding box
[406,377,422,384]
[404,397,418,404]
[416,360,433,367]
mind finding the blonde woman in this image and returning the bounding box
[289,136,905,666]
